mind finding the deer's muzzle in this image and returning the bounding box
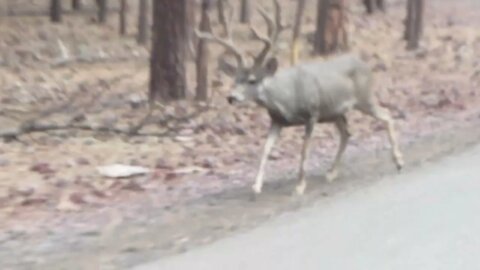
[227,95,237,105]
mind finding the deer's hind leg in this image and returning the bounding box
[358,103,404,170]
[325,116,351,182]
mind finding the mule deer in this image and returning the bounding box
[197,0,404,195]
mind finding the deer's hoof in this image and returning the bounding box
[396,163,403,171]
[395,157,404,171]
[295,183,306,196]
[252,184,262,195]
[325,170,338,183]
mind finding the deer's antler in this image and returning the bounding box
[195,0,246,69]
[251,0,290,67]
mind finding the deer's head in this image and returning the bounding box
[196,0,288,105]
[225,57,279,105]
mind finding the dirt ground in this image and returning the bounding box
[0,0,480,269]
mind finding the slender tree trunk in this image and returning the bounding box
[50,0,62,23]
[405,0,413,40]
[239,0,251,24]
[415,0,425,37]
[376,0,386,11]
[217,0,228,34]
[405,0,424,50]
[137,0,149,45]
[314,0,347,55]
[119,0,128,35]
[72,0,82,11]
[364,0,386,14]
[96,0,108,24]
[149,0,188,101]
[314,0,330,54]
[363,0,376,14]
[291,0,307,65]
[186,0,197,60]
[196,0,212,101]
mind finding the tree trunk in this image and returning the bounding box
[405,0,424,50]
[217,0,228,34]
[50,0,62,23]
[72,0,82,10]
[314,0,330,54]
[186,0,197,60]
[119,0,128,35]
[415,0,425,37]
[291,0,307,65]
[363,0,376,14]
[196,0,212,101]
[137,0,149,45]
[149,0,188,101]
[364,0,385,14]
[405,0,413,40]
[314,0,347,55]
[239,0,251,24]
[97,0,108,24]
[376,0,386,11]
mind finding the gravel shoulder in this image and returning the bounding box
[134,131,480,270]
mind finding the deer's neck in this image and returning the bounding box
[253,77,298,125]
[253,78,272,108]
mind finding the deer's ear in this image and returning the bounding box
[265,57,278,76]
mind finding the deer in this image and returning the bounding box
[196,0,404,196]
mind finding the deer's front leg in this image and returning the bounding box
[296,118,315,195]
[253,123,281,194]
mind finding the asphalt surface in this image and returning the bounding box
[133,143,480,270]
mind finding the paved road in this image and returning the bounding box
[133,144,480,270]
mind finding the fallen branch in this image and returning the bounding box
[0,122,173,139]
[0,104,211,141]
[0,75,211,141]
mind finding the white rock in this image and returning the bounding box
[96,164,151,178]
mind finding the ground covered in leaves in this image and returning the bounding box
[0,0,480,263]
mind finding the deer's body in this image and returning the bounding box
[257,54,371,126]
[197,0,404,196]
